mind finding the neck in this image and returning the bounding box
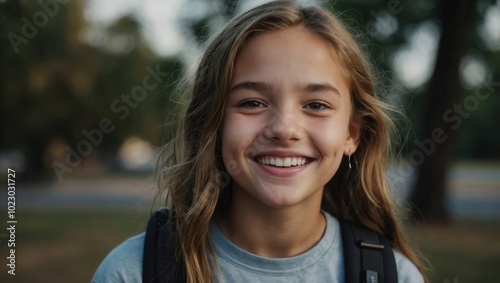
[216,187,326,258]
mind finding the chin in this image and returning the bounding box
[255,187,316,209]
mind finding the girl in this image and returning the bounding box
[93,1,428,282]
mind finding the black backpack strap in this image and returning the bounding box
[339,219,397,283]
[143,208,184,283]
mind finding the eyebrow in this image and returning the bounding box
[229,81,341,96]
[301,83,341,96]
[229,81,275,94]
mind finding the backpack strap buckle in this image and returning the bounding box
[359,241,385,250]
[339,219,397,283]
[366,270,379,283]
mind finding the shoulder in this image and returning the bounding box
[393,249,424,283]
[91,233,145,283]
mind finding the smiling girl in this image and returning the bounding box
[93,1,428,282]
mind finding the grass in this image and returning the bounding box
[412,218,500,282]
[1,211,499,282]
[0,210,150,283]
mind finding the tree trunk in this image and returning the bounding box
[409,0,477,223]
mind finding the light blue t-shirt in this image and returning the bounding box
[92,213,423,282]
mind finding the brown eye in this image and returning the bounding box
[239,100,266,108]
[305,102,327,110]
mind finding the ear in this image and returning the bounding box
[344,120,360,156]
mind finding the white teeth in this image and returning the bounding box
[275,159,283,166]
[283,158,291,167]
[256,156,307,167]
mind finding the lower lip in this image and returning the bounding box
[253,160,311,177]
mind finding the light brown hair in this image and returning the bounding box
[157,1,429,282]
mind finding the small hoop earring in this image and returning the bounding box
[348,150,353,169]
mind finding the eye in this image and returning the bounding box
[238,100,266,108]
[305,102,329,111]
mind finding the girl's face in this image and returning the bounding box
[221,27,359,209]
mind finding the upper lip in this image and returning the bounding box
[251,150,314,159]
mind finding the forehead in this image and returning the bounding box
[240,26,335,63]
[231,26,349,96]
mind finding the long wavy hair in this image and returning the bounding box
[156,1,428,282]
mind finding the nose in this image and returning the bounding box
[263,107,304,143]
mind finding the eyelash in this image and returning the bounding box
[236,100,331,111]
[304,101,330,111]
[237,100,266,108]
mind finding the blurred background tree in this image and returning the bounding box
[409,0,478,223]
[1,0,499,223]
[1,0,183,181]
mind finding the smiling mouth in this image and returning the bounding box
[255,156,311,167]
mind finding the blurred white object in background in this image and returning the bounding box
[118,136,157,172]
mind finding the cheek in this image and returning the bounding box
[221,120,240,178]
[311,122,347,183]
[221,118,238,158]
[310,119,349,157]
[221,115,258,169]
[221,116,259,179]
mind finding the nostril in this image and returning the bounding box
[262,127,277,140]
